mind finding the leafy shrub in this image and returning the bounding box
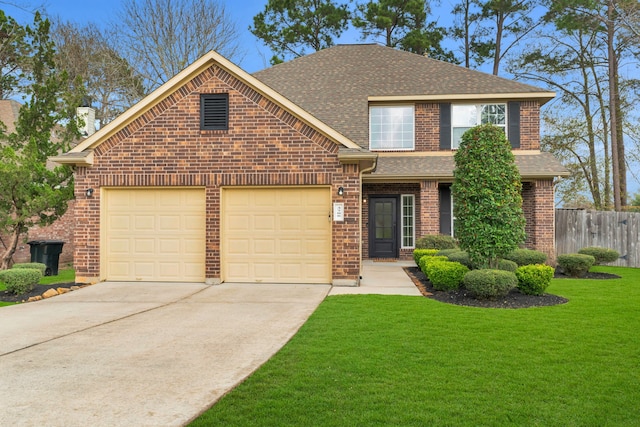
[451,124,526,267]
[415,234,458,250]
[496,259,518,272]
[445,250,473,268]
[515,264,554,295]
[556,254,595,278]
[578,247,619,265]
[436,249,459,258]
[12,262,47,275]
[413,249,440,265]
[0,268,42,295]
[503,249,548,266]
[427,261,469,291]
[463,269,518,300]
[419,256,449,276]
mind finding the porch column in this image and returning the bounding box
[419,180,439,237]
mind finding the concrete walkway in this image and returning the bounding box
[329,260,421,296]
[0,282,330,427]
[0,261,419,426]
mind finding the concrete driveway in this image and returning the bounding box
[0,281,330,427]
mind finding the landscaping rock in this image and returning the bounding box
[27,296,43,302]
[42,288,59,299]
[57,287,71,294]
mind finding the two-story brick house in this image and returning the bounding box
[53,44,567,286]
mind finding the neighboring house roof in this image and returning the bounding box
[368,152,568,181]
[0,99,21,134]
[253,44,556,150]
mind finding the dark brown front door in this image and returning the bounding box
[369,197,398,258]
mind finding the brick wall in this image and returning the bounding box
[522,179,556,262]
[73,64,361,283]
[3,200,75,267]
[519,101,540,151]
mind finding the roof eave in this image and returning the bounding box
[50,151,94,167]
[368,92,556,105]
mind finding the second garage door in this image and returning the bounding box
[222,187,332,283]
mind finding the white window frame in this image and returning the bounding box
[451,103,507,149]
[401,194,415,249]
[369,105,415,151]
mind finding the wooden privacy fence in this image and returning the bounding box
[555,209,640,268]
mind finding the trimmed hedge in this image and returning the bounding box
[446,251,473,269]
[463,269,518,300]
[415,235,458,250]
[503,249,547,266]
[427,261,469,291]
[436,249,459,258]
[557,253,595,278]
[497,259,518,272]
[515,264,554,295]
[578,247,620,265]
[12,262,47,275]
[0,268,43,295]
[413,249,440,265]
[419,256,449,276]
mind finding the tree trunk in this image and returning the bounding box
[0,227,21,270]
[608,0,621,211]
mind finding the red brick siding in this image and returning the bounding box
[415,103,440,151]
[518,101,540,150]
[73,64,361,283]
[5,200,75,267]
[522,179,556,261]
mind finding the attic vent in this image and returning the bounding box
[200,93,229,130]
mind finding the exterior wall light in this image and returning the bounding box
[337,186,344,196]
[86,188,94,198]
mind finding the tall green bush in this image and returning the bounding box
[451,125,526,268]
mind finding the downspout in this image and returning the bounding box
[358,157,378,285]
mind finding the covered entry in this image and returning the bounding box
[221,187,332,283]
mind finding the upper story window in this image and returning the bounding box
[200,93,229,130]
[452,103,506,149]
[369,105,414,150]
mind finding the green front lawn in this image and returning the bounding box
[192,266,640,426]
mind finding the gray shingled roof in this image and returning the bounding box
[367,152,568,180]
[253,44,551,149]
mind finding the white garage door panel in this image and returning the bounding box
[104,188,206,282]
[222,187,331,284]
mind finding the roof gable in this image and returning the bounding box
[55,50,361,165]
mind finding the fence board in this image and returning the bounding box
[555,209,640,268]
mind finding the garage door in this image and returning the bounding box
[222,187,331,283]
[103,188,206,282]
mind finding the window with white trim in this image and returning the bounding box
[370,105,414,150]
[452,103,506,149]
[401,194,415,248]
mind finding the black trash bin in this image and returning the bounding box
[27,240,65,276]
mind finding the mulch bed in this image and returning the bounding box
[404,267,619,309]
[0,283,77,303]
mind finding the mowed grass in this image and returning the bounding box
[192,266,640,426]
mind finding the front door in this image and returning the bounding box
[369,197,398,258]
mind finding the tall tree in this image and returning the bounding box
[472,0,541,75]
[547,0,638,209]
[452,124,526,268]
[0,12,83,269]
[0,10,29,99]
[511,27,615,209]
[353,0,454,61]
[450,0,483,68]
[250,0,350,64]
[52,21,145,126]
[115,0,243,91]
